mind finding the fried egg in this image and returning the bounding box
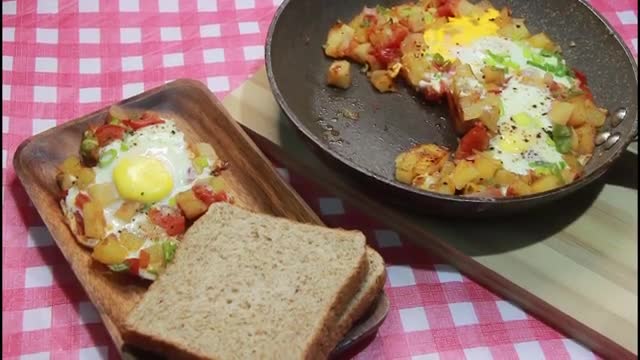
[63,119,212,244]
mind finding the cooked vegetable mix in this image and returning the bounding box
[323,0,606,197]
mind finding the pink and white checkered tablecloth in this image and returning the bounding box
[2,0,637,359]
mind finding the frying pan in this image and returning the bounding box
[266,0,638,217]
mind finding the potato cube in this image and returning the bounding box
[115,201,142,222]
[370,70,395,92]
[92,234,128,265]
[324,23,355,58]
[498,19,530,40]
[88,182,119,207]
[452,160,480,190]
[494,169,518,186]
[176,189,208,220]
[193,142,218,161]
[56,173,75,191]
[531,175,562,193]
[474,153,501,180]
[527,32,558,52]
[60,156,83,176]
[83,200,106,240]
[549,101,576,125]
[120,231,145,252]
[327,60,352,89]
[574,124,596,155]
[76,167,95,189]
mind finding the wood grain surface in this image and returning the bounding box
[13,79,388,358]
[222,68,638,359]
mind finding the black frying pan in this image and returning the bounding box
[266,0,638,217]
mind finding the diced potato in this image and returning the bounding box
[348,14,370,43]
[401,52,431,88]
[115,201,142,222]
[509,180,532,196]
[370,70,395,92]
[395,144,450,184]
[482,66,505,85]
[324,23,355,58]
[531,175,563,193]
[327,60,352,89]
[88,182,119,207]
[83,200,106,240]
[498,19,530,40]
[210,176,228,193]
[570,127,580,152]
[548,101,576,125]
[76,167,95,189]
[92,234,128,265]
[574,124,596,155]
[567,97,588,127]
[401,33,426,55]
[583,100,607,127]
[145,242,165,270]
[527,32,558,52]
[176,189,208,220]
[452,160,480,190]
[349,43,373,64]
[474,152,501,180]
[60,156,83,176]
[119,231,145,252]
[562,153,583,173]
[455,0,481,17]
[56,172,75,191]
[494,169,518,186]
[193,142,218,161]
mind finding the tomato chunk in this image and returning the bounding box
[139,249,150,269]
[369,23,409,66]
[124,112,164,130]
[75,193,91,210]
[192,184,229,206]
[572,68,593,100]
[455,122,490,159]
[125,258,139,275]
[94,125,125,146]
[436,0,459,17]
[148,206,186,236]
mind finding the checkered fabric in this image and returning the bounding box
[2,0,636,359]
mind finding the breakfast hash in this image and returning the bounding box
[323,0,607,197]
[56,107,233,280]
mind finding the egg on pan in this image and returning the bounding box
[57,110,233,280]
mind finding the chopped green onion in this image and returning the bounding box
[81,138,98,153]
[552,124,572,154]
[163,241,177,263]
[108,263,129,272]
[168,196,176,207]
[108,115,121,125]
[98,148,118,168]
[424,11,434,24]
[193,156,209,174]
[120,142,129,151]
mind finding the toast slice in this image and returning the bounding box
[122,202,367,360]
[335,247,386,335]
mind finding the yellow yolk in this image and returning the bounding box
[423,8,500,60]
[113,156,173,203]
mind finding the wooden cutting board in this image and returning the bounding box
[221,68,638,359]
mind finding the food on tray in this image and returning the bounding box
[323,0,606,197]
[56,107,233,280]
[122,203,386,359]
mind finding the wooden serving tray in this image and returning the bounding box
[13,79,389,359]
[222,68,638,359]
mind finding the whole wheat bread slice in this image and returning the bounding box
[122,202,367,360]
[335,247,386,336]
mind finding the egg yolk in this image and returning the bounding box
[423,8,500,60]
[113,156,173,203]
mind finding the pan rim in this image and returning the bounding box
[265,0,638,206]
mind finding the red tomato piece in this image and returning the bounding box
[572,68,593,100]
[75,193,91,210]
[94,124,125,146]
[124,112,165,130]
[373,47,403,67]
[192,184,228,206]
[455,122,490,159]
[436,0,459,17]
[369,23,409,66]
[125,258,140,275]
[139,250,150,269]
[148,206,186,236]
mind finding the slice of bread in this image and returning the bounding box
[122,202,367,360]
[335,247,386,335]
